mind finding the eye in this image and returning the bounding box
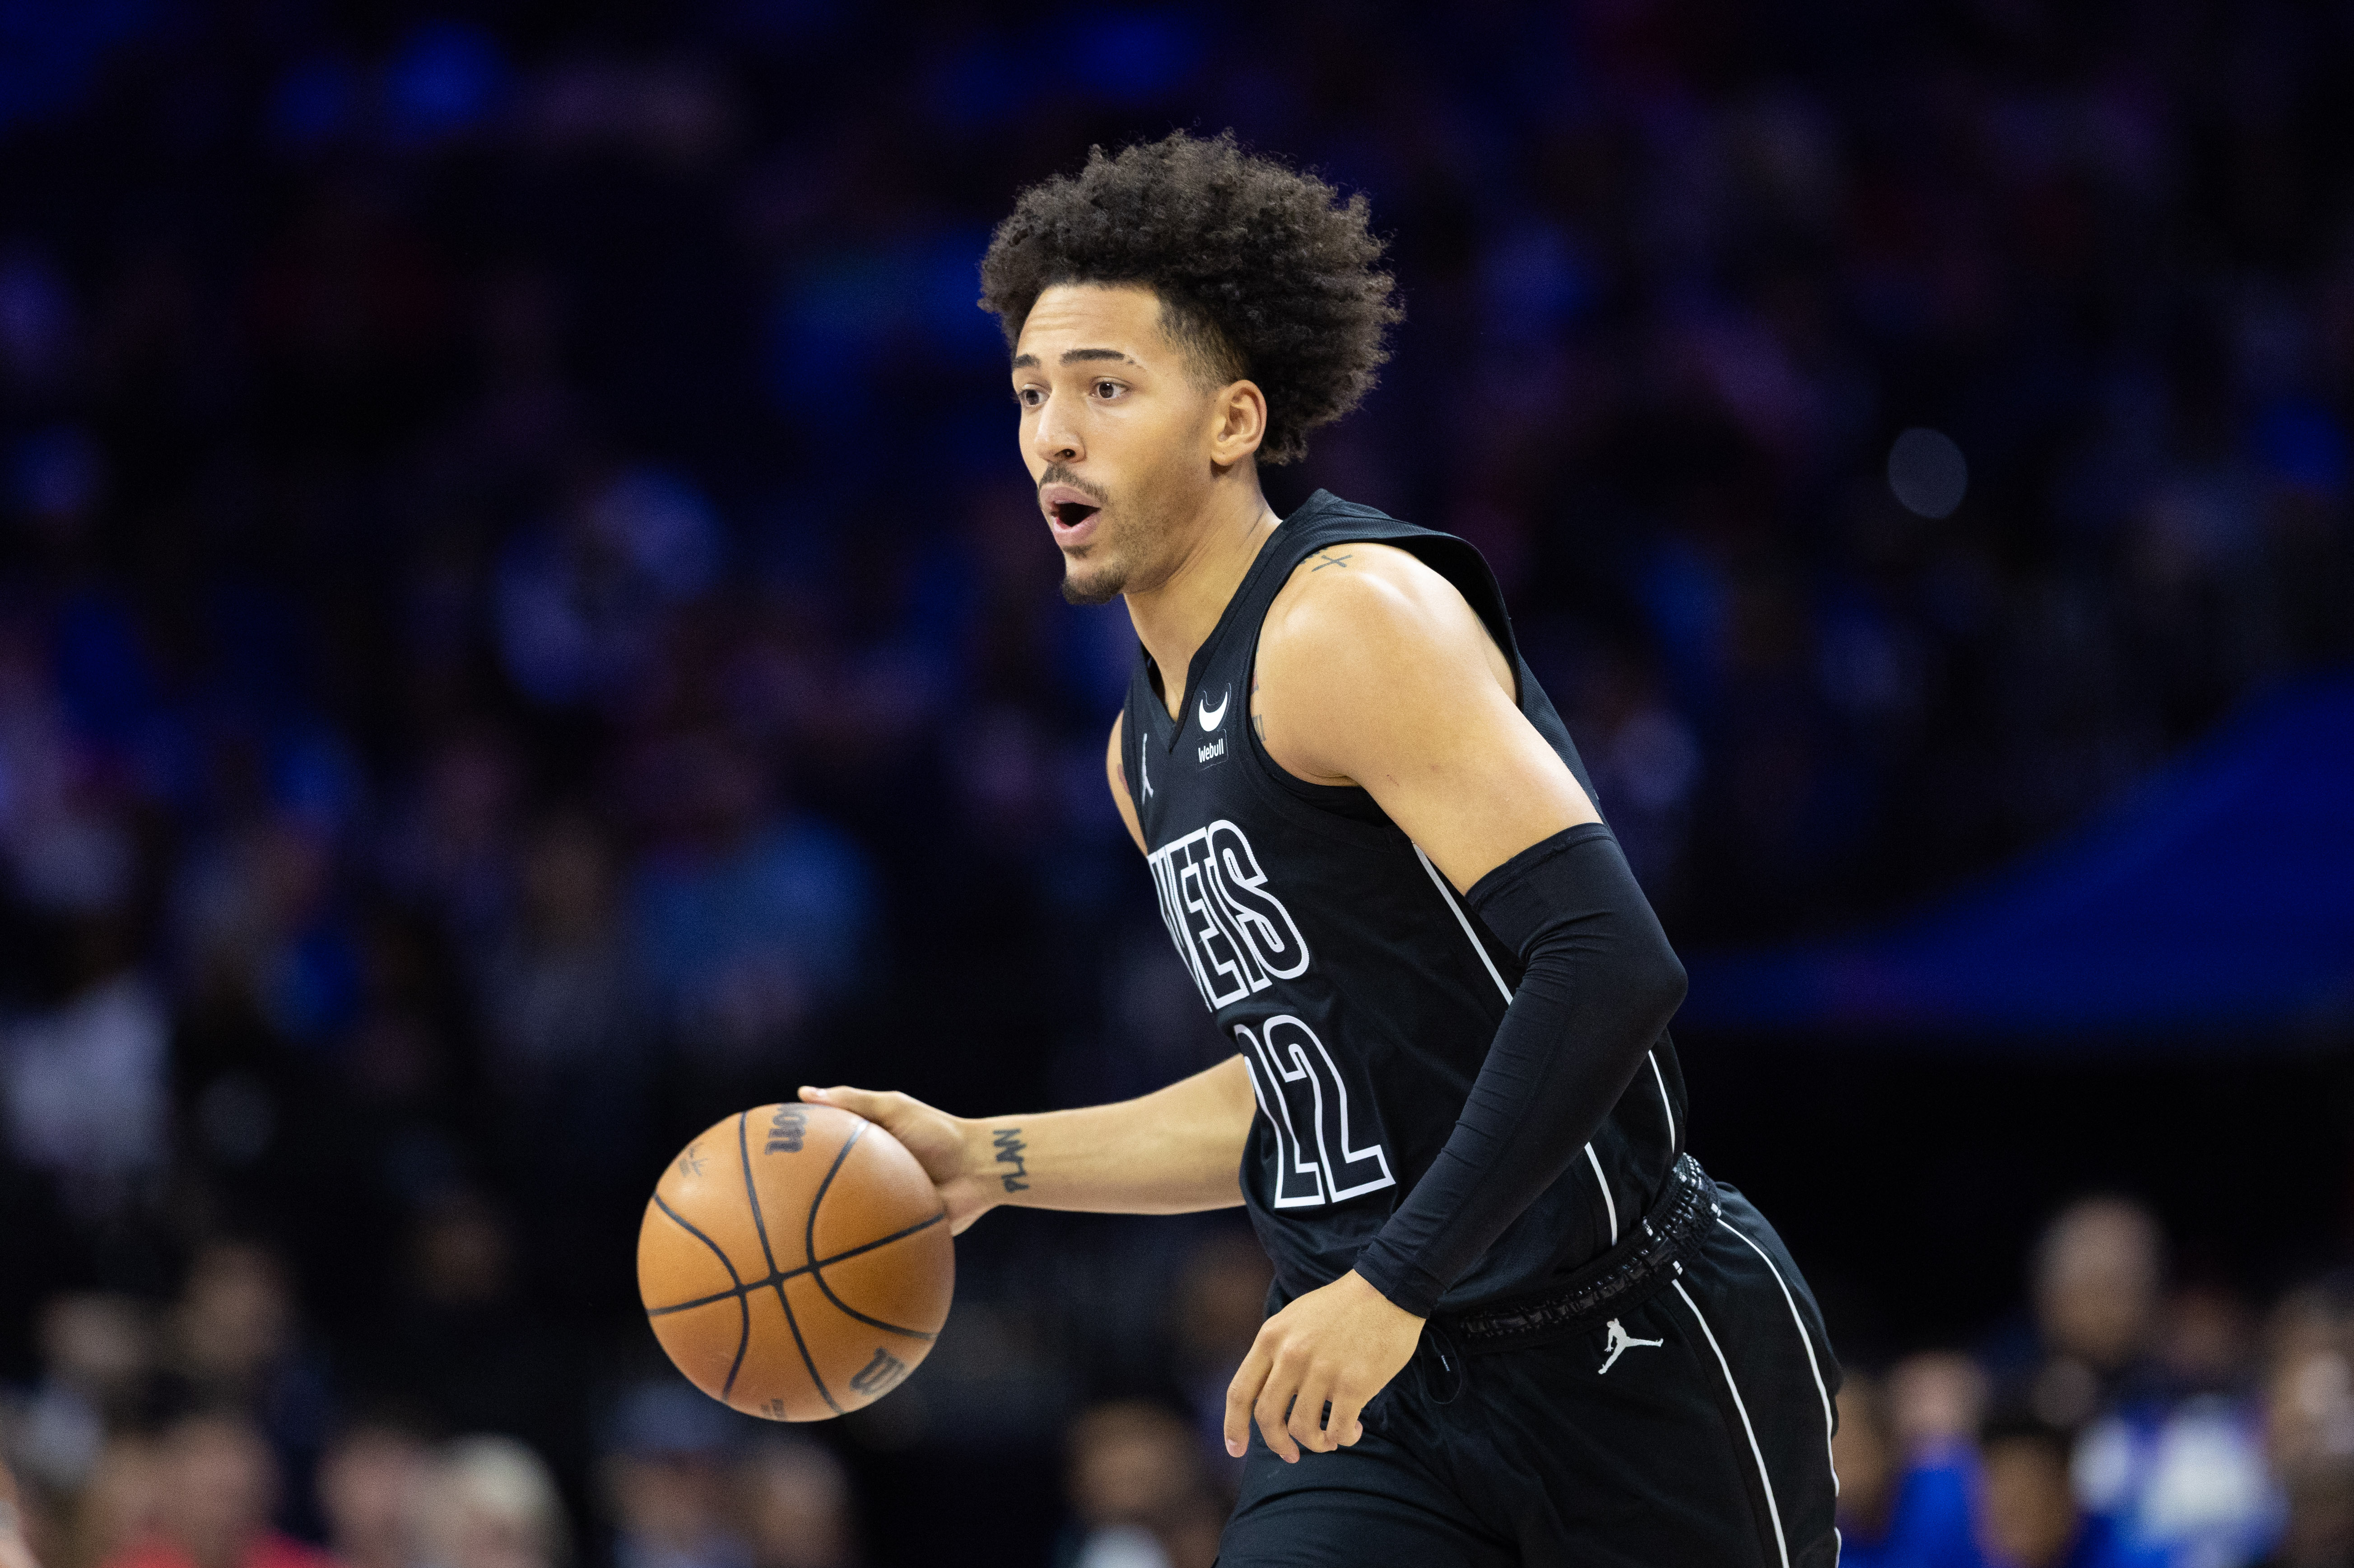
[1015,386,1044,409]
[1094,380,1124,400]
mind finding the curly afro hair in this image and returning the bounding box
[979,131,1401,466]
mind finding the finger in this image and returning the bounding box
[1327,1386,1369,1448]
[1288,1374,1337,1453]
[1224,1341,1273,1457]
[1255,1364,1303,1464]
[800,1085,892,1121]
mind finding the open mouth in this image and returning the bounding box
[1041,482,1104,540]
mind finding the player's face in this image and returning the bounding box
[1011,283,1221,606]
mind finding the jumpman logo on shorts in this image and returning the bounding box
[1597,1317,1665,1373]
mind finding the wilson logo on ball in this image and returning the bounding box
[849,1348,909,1396]
[765,1106,807,1154]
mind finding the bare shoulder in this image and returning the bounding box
[1259,539,1505,700]
[1265,540,1459,636]
[1252,539,1517,787]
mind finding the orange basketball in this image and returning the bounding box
[638,1102,954,1421]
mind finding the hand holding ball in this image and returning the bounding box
[638,1102,954,1420]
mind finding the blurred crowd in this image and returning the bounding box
[0,1220,1276,1568]
[9,1196,2354,1568]
[2,0,2353,1563]
[0,1295,857,1568]
[1833,1195,2354,1568]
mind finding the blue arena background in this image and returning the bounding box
[0,4,2348,1567]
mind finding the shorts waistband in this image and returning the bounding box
[1436,1154,1721,1355]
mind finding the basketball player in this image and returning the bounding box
[802,132,1840,1566]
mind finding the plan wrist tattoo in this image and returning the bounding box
[991,1125,1030,1192]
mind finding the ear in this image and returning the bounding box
[1206,379,1269,469]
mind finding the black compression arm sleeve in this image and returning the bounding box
[1352,824,1687,1317]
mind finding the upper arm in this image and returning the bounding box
[1107,711,1148,855]
[1254,545,1598,894]
[1201,1052,1259,1133]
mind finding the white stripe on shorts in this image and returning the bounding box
[1720,1217,1839,1498]
[1674,1279,1790,1568]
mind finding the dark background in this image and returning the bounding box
[0,1,2349,1564]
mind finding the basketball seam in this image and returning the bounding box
[650,1192,753,1400]
[804,1119,941,1344]
[645,1210,948,1316]
[773,1278,845,1418]
[737,1112,781,1273]
[741,1109,844,1416]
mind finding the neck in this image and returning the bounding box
[1123,478,1280,716]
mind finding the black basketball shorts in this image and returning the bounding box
[1216,1188,1841,1568]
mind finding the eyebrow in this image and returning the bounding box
[1009,347,1143,370]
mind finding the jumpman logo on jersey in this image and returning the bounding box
[1597,1318,1664,1373]
[1140,747,1154,802]
[1197,686,1230,732]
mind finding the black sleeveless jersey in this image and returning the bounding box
[1120,490,1690,1313]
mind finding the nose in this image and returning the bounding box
[1031,392,1083,467]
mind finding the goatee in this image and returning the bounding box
[1061,568,1124,606]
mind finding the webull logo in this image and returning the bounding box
[1197,736,1227,764]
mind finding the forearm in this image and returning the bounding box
[1354,825,1686,1315]
[963,1055,1255,1217]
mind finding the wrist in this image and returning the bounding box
[1351,1240,1444,1319]
[1344,1266,1427,1324]
[968,1118,1033,1203]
